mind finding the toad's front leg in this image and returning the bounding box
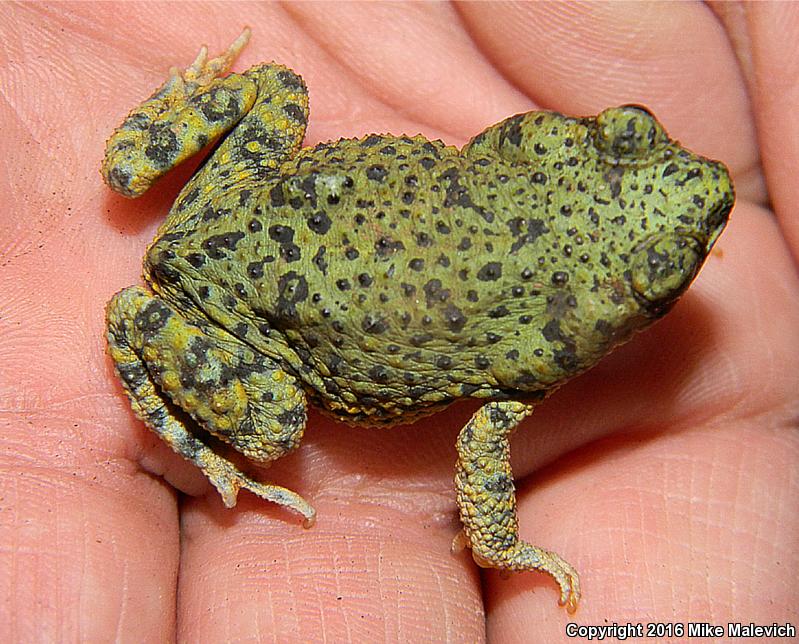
[454,401,580,612]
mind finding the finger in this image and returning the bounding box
[0,5,200,638]
[281,1,532,138]
[732,2,799,258]
[456,1,762,203]
[176,413,487,641]
[487,412,798,637]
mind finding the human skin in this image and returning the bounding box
[0,2,797,642]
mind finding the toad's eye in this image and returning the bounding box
[594,105,667,160]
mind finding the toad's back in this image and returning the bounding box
[150,135,548,423]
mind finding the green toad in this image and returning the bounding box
[102,30,733,612]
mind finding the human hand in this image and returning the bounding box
[1,3,796,641]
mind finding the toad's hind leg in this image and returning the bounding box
[102,29,309,219]
[454,401,580,612]
[106,286,315,525]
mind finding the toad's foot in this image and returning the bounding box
[455,401,581,612]
[102,29,256,197]
[181,27,250,87]
[200,451,316,527]
[472,541,580,613]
